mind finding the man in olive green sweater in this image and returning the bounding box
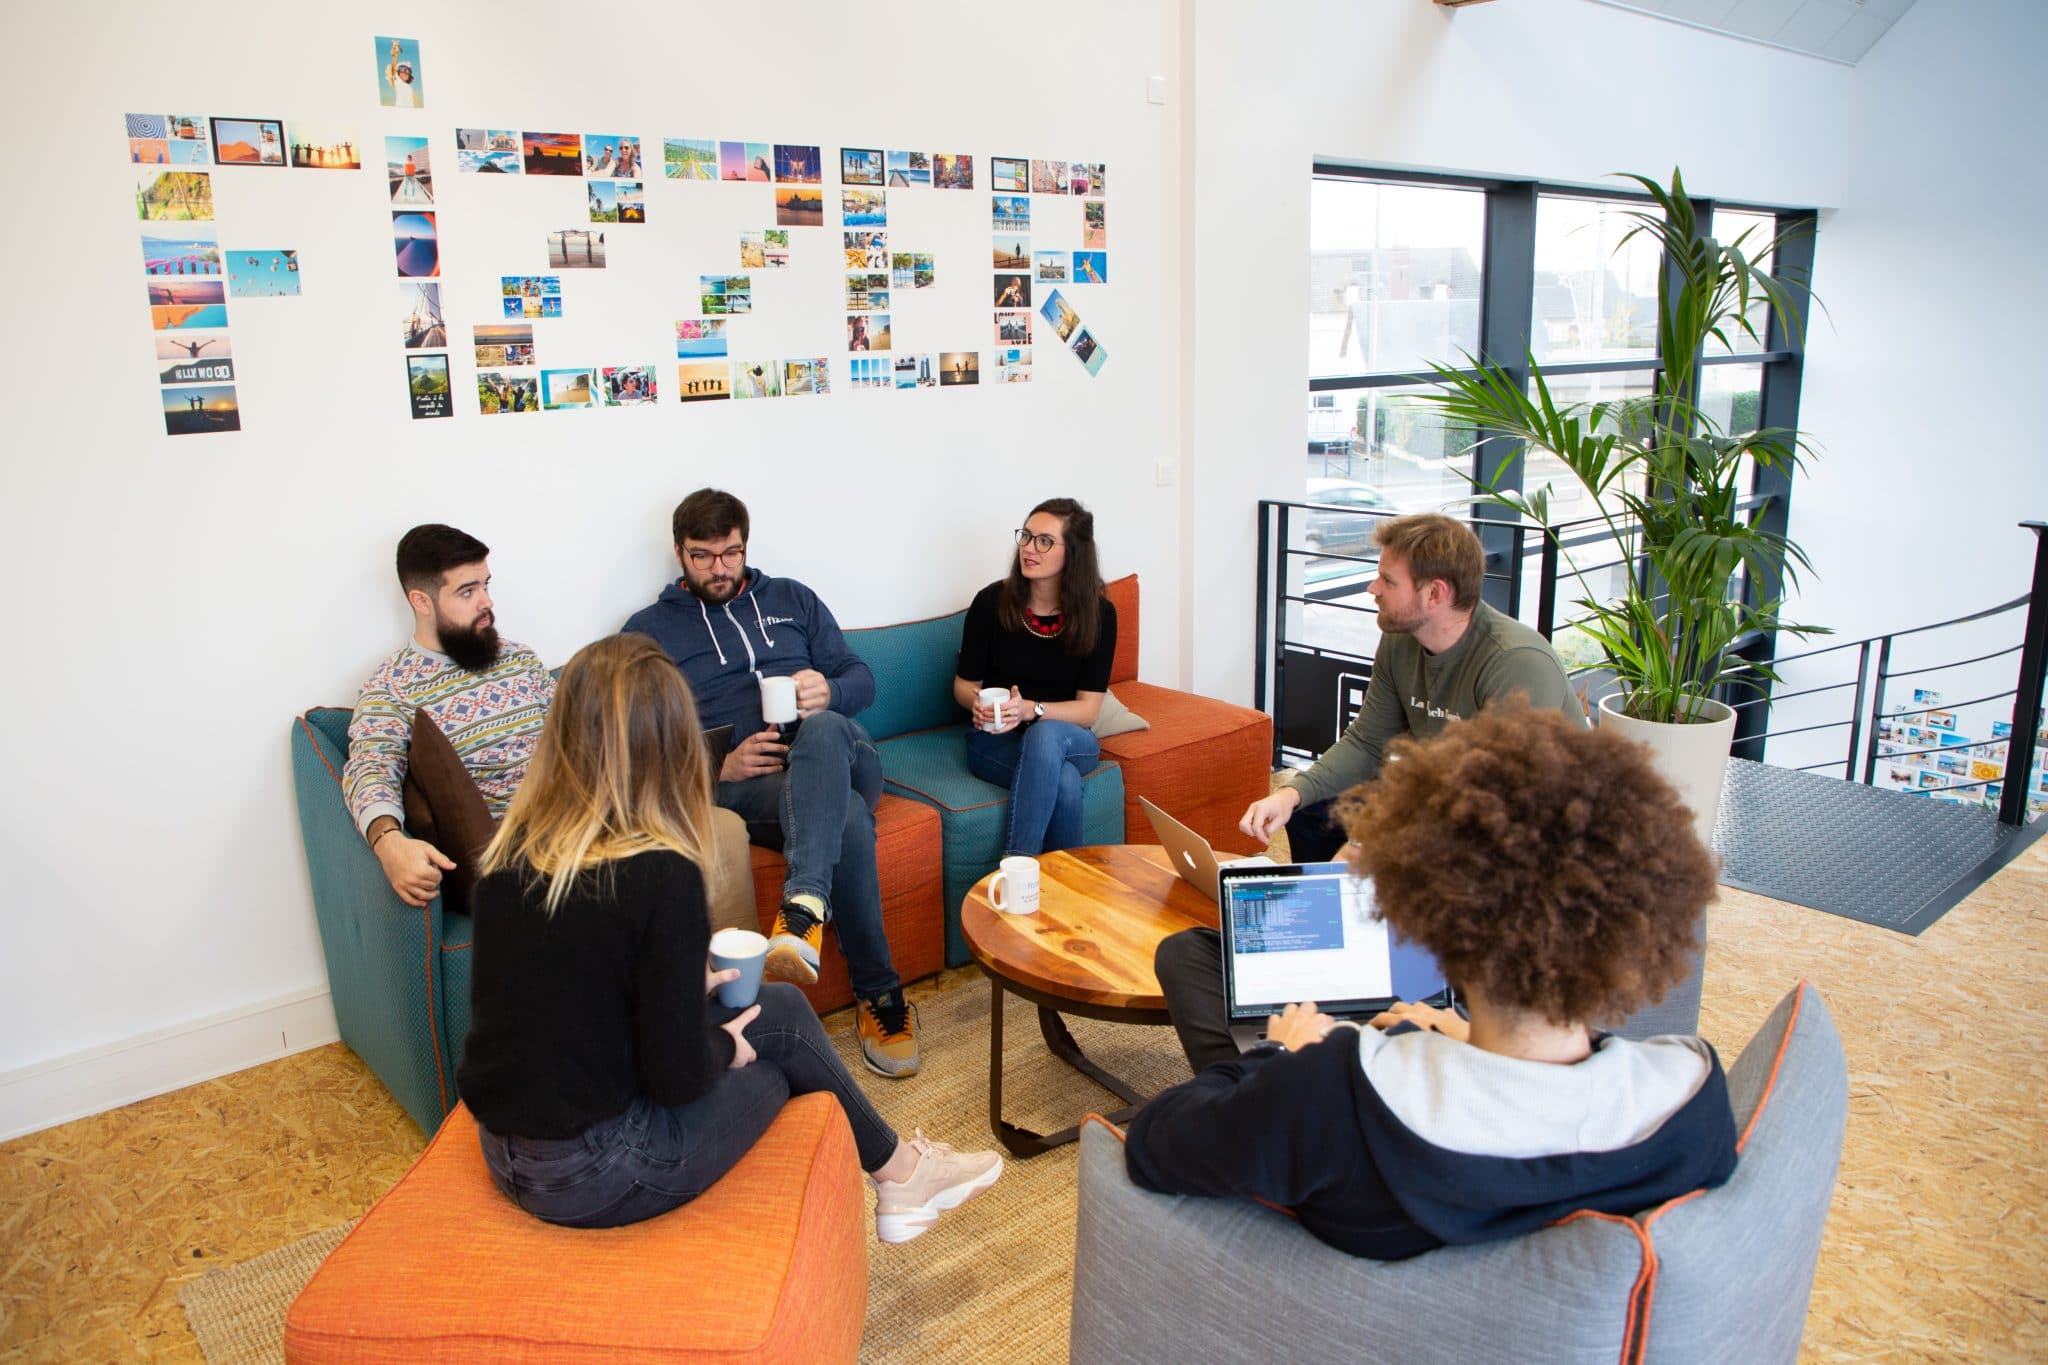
[1157,513,1584,1073]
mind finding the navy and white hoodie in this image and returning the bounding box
[1125,1023,1738,1261]
[623,567,875,736]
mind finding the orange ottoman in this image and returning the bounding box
[747,792,946,1014]
[285,1097,867,1363]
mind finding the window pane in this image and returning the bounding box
[1705,209,1776,356]
[1309,179,1484,378]
[1303,385,1480,525]
[1699,361,1765,497]
[1520,370,1654,525]
[1531,196,1663,364]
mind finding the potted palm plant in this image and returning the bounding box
[1426,169,1823,845]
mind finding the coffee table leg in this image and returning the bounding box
[987,974,1140,1159]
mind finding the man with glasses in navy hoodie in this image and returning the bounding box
[625,489,918,1080]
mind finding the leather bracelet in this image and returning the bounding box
[369,823,405,851]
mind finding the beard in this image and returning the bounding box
[439,613,502,671]
[683,567,742,604]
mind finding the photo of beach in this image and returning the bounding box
[409,355,452,419]
[934,154,973,189]
[289,123,360,170]
[886,151,930,187]
[676,320,729,359]
[775,144,822,183]
[542,368,594,410]
[143,227,219,276]
[211,117,285,166]
[387,136,432,204]
[161,384,240,436]
[775,186,825,227]
[522,131,582,176]
[847,356,890,390]
[477,372,537,415]
[600,365,658,405]
[401,283,444,348]
[136,170,212,221]
[474,323,533,367]
[842,189,886,227]
[720,141,771,182]
[1083,199,1106,247]
[375,36,424,108]
[992,157,1028,192]
[992,195,1030,231]
[589,181,620,222]
[148,279,228,330]
[891,252,915,290]
[583,135,640,177]
[895,355,936,389]
[665,139,717,180]
[393,212,439,277]
[701,275,752,314]
[226,249,300,298]
[677,361,730,401]
[993,236,1030,270]
[841,148,883,185]
[155,331,229,363]
[457,129,522,174]
[998,347,1033,383]
[1035,251,1068,281]
[548,228,606,268]
[940,351,980,386]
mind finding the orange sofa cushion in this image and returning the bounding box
[1104,575,1139,685]
[747,793,945,1013]
[285,1097,866,1364]
[1101,680,1273,858]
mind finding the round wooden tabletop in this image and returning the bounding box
[961,845,1222,1012]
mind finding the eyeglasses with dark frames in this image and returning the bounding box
[1015,529,1062,553]
[685,545,747,569]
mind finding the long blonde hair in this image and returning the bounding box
[481,633,718,914]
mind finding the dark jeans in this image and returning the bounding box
[1285,796,1347,864]
[477,984,899,1229]
[964,718,1100,857]
[717,710,899,999]
[1153,926,1238,1075]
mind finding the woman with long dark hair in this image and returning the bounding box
[459,633,1001,1242]
[952,497,1117,856]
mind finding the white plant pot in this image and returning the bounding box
[1596,693,1737,850]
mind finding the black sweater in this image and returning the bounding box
[955,582,1117,703]
[458,849,735,1139]
[1125,1025,1737,1260]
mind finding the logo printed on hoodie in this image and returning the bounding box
[759,614,796,627]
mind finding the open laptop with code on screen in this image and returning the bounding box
[1217,862,1454,1052]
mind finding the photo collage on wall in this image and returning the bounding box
[131,32,1111,429]
[1871,687,2048,819]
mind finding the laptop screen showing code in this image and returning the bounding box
[1223,865,1447,1017]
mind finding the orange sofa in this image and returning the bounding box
[285,1096,866,1363]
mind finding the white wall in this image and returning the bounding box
[0,0,1180,1133]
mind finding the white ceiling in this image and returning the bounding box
[1585,0,1918,64]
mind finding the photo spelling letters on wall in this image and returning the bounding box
[130,36,1110,436]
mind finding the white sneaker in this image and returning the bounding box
[871,1130,1004,1244]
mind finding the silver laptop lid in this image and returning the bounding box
[1140,796,1221,901]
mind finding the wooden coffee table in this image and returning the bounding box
[960,844,1221,1157]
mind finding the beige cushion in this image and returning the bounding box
[1092,688,1150,738]
[706,807,755,934]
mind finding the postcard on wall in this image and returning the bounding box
[775,185,825,227]
[478,372,537,414]
[847,314,891,351]
[225,248,300,297]
[731,360,780,400]
[934,154,973,189]
[886,151,931,187]
[1087,163,1107,195]
[541,368,595,410]
[992,195,1030,231]
[993,273,1031,308]
[1083,199,1106,248]
[895,354,936,388]
[1068,162,1092,195]
[401,283,444,347]
[148,278,227,331]
[846,231,888,269]
[1071,251,1107,284]
[615,181,645,222]
[890,252,915,290]
[665,138,717,180]
[994,310,1032,345]
[387,136,432,205]
[376,36,424,108]
[600,365,658,405]
[583,134,641,177]
[1072,328,1107,377]
[845,273,889,311]
[457,129,523,173]
[156,329,230,363]
[549,228,606,268]
[162,383,239,436]
[1912,688,1943,706]
[702,275,753,314]
[1031,159,1066,195]
[997,347,1032,384]
[137,170,213,221]
[211,116,287,167]
[408,354,452,419]
[160,353,233,386]
[1039,289,1079,340]
[994,235,1030,270]
[128,113,211,165]
[523,132,582,176]
[588,181,621,222]
[503,275,563,300]
[677,360,731,401]
[287,122,360,170]
[677,319,729,358]
[783,359,830,397]
[775,144,823,183]
[841,147,884,185]
[913,253,935,288]
[1971,759,2004,782]
[843,188,886,227]
[143,226,219,276]
[847,356,891,390]
[474,323,534,367]
[1034,251,1067,282]
[1926,710,1957,731]
[939,351,980,386]
[991,157,1028,192]
[393,212,439,277]
[720,141,772,182]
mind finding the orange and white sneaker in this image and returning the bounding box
[765,896,825,984]
[856,990,920,1078]
[872,1131,1004,1244]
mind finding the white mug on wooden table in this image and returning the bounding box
[977,687,1010,732]
[989,855,1041,914]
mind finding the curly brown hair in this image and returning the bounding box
[1337,701,1716,1028]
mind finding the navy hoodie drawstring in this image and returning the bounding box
[698,598,727,666]
[749,595,774,647]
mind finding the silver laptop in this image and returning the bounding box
[1140,796,1273,903]
[1216,861,1454,1052]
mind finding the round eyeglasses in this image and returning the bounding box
[1015,529,1062,553]
[685,545,747,569]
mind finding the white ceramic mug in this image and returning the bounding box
[977,687,1010,732]
[988,855,1041,914]
[760,674,799,724]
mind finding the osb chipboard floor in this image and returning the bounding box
[1,849,2043,1362]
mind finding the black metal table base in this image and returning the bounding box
[985,972,1168,1158]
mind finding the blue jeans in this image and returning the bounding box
[965,718,1100,857]
[477,985,899,1229]
[717,710,899,999]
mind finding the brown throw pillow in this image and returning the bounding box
[400,711,499,915]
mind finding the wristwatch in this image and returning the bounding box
[1032,702,1046,721]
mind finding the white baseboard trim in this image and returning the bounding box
[0,988,340,1142]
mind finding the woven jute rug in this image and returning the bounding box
[177,976,1193,1364]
